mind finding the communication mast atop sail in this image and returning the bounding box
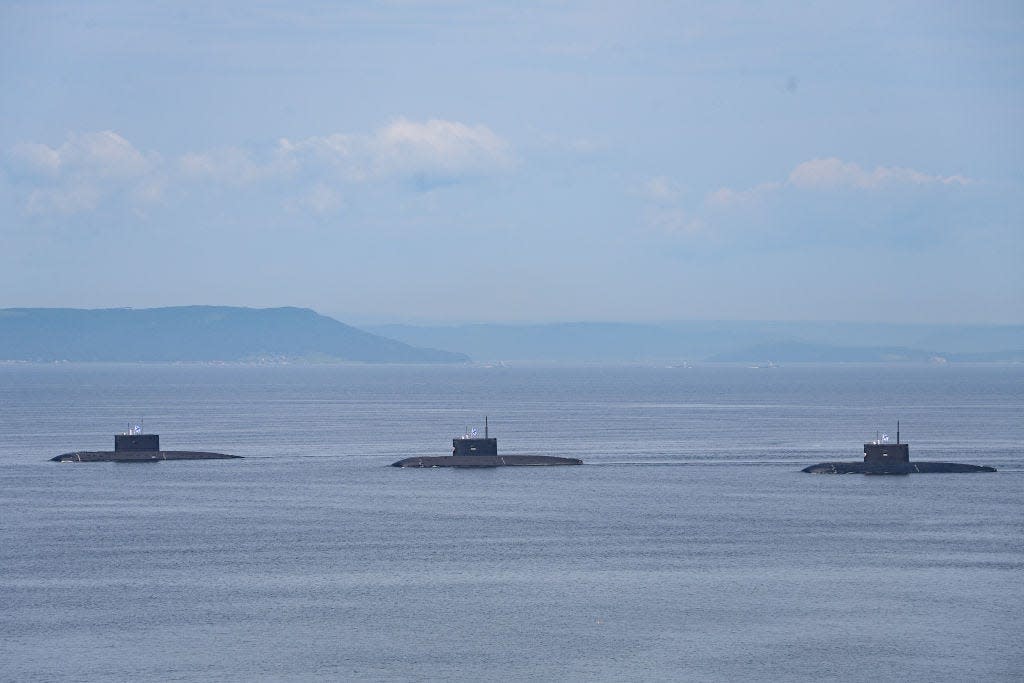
[453,416,497,456]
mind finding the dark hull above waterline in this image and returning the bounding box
[52,450,241,463]
[802,461,995,474]
[392,455,582,468]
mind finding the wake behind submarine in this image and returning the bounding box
[392,418,582,468]
[52,423,241,463]
[803,423,995,474]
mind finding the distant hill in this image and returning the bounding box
[0,307,468,362]
[368,322,682,362]
[707,342,938,363]
[708,341,1024,363]
[366,321,1024,363]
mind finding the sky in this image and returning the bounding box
[1,1,1021,324]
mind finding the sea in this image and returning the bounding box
[1,362,1021,681]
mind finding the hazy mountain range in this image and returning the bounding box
[367,321,1024,363]
[1,307,1020,363]
[0,307,466,363]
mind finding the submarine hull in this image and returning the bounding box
[52,450,241,463]
[392,455,582,468]
[802,461,995,474]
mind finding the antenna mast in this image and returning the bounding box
[897,420,900,445]
[485,416,489,439]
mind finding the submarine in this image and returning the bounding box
[392,418,582,468]
[802,423,995,474]
[52,425,241,463]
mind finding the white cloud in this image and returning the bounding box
[284,118,513,183]
[10,142,62,177]
[786,157,971,190]
[12,131,154,179]
[7,131,161,214]
[178,144,296,186]
[68,130,153,179]
[369,118,512,177]
[297,183,344,215]
[640,176,686,202]
[645,206,704,236]
[281,134,368,182]
[706,182,780,208]
[705,158,974,210]
[24,185,103,215]
[6,119,513,216]
[641,158,976,243]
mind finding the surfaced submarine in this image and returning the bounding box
[52,426,240,463]
[803,423,995,474]
[392,418,582,468]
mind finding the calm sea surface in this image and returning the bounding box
[1,363,1021,681]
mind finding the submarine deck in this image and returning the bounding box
[393,455,582,468]
[803,461,995,474]
[52,451,241,463]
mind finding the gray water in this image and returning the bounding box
[1,363,1021,681]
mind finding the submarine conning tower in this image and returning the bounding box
[452,416,498,457]
[863,421,909,464]
[114,433,159,452]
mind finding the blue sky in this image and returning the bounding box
[1,1,1021,323]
